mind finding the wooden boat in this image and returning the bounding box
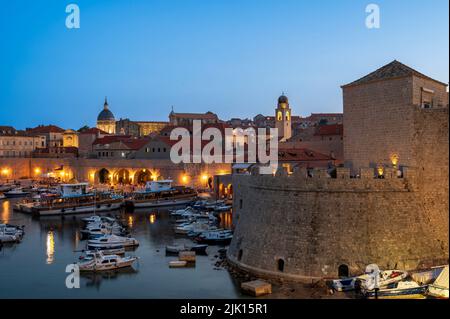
[169,260,188,268]
[124,180,197,209]
[427,265,449,299]
[76,251,138,272]
[29,183,123,216]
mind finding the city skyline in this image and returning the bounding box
[1,0,449,130]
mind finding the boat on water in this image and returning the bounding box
[165,244,208,255]
[0,193,6,200]
[0,224,24,243]
[195,230,233,245]
[4,188,31,198]
[76,251,138,272]
[87,234,139,249]
[427,265,449,299]
[124,180,197,209]
[20,183,124,216]
[363,280,428,299]
[81,215,116,224]
[80,222,126,239]
[78,248,126,261]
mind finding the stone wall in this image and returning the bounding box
[228,170,448,281]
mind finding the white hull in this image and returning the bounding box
[34,202,122,216]
[78,257,137,272]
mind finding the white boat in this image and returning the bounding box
[81,215,116,224]
[76,251,138,272]
[165,244,208,254]
[0,224,24,243]
[428,265,449,299]
[87,234,139,249]
[0,193,6,200]
[0,232,21,243]
[169,260,187,268]
[4,188,30,198]
[79,248,126,261]
[332,269,408,292]
[214,204,232,212]
[195,230,233,245]
[363,280,428,299]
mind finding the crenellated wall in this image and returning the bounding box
[228,168,448,282]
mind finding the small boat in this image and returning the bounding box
[81,215,116,224]
[76,251,138,272]
[169,260,188,268]
[195,230,233,245]
[79,248,126,260]
[427,265,449,299]
[165,244,209,255]
[0,224,24,243]
[332,269,408,292]
[214,204,232,212]
[165,245,187,254]
[363,280,428,299]
[125,180,197,209]
[0,193,6,200]
[4,188,30,198]
[87,234,139,249]
[331,275,368,292]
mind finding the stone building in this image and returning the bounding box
[275,94,292,141]
[25,125,65,147]
[96,98,116,134]
[342,60,448,174]
[0,131,46,158]
[115,119,168,137]
[62,129,79,148]
[169,111,219,126]
[227,60,449,281]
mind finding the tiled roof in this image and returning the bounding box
[93,135,150,150]
[314,124,343,136]
[278,148,333,161]
[342,60,447,87]
[79,127,108,135]
[26,125,65,134]
[169,112,218,120]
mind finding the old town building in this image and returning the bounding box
[96,97,116,134]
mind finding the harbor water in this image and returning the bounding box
[0,198,242,299]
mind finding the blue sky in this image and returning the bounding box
[0,0,448,129]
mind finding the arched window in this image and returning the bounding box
[277,258,285,272]
[238,249,243,261]
[277,111,282,121]
[338,264,349,278]
[285,110,290,121]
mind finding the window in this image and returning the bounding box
[238,249,243,261]
[285,110,290,121]
[239,199,243,209]
[145,147,149,153]
[163,148,166,152]
[422,101,432,109]
[152,148,155,152]
[277,259,285,272]
[277,111,282,121]
[338,264,349,278]
[158,148,160,152]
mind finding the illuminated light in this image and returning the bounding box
[377,166,384,177]
[143,169,146,172]
[59,171,65,177]
[201,174,208,181]
[46,231,55,265]
[181,175,188,184]
[390,154,399,167]
[34,168,41,174]
[149,213,156,224]
[1,168,10,175]
[128,215,134,228]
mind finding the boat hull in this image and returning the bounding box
[78,258,137,272]
[365,285,428,299]
[32,202,122,216]
[126,197,195,209]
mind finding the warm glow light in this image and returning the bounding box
[128,215,134,228]
[181,175,188,184]
[390,154,399,167]
[1,168,10,175]
[201,174,208,181]
[377,166,384,176]
[34,168,41,174]
[149,213,156,224]
[46,231,55,264]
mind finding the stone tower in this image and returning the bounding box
[275,94,292,141]
[96,97,116,134]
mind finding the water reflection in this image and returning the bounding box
[1,200,10,223]
[128,215,134,228]
[46,231,55,264]
[149,213,156,224]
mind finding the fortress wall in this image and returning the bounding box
[228,172,448,281]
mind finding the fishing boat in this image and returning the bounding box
[78,248,126,261]
[331,269,408,292]
[87,234,139,249]
[76,251,138,272]
[363,280,428,299]
[28,183,124,216]
[4,188,31,198]
[124,180,197,209]
[427,265,449,299]
[0,224,24,243]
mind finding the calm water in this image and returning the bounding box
[0,199,242,299]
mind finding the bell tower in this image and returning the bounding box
[275,93,292,141]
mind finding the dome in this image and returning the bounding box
[278,94,289,104]
[97,97,115,121]
[97,109,115,121]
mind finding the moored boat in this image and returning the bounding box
[427,265,449,299]
[363,280,428,299]
[4,188,30,198]
[76,251,138,272]
[124,180,197,209]
[87,234,139,249]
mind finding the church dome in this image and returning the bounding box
[278,94,289,104]
[97,98,115,121]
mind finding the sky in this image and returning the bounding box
[0,0,448,130]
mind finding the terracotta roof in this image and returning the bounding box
[26,125,65,134]
[169,112,218,120]
[314,124,343,136]
[92,135,132,145]
[277,148,333,162]
[342,60,448,88]
[79,127,108,135]
[93,135,150,150]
